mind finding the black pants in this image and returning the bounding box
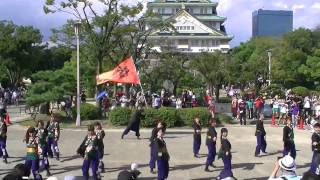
[239,113,246,125]
[122,127,140,137]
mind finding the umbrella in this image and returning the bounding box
[96,91,108,100]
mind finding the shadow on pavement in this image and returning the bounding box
[170,163,204,171]
[244,177,268,180]
[60,155,80,162]
[166,131,194,135]
[232,162,264,170]
[50,165,83,175]
[7,156,25,164]
[297,162,311,169]
[259,150,282,157]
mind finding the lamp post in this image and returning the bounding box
[267,49,272,86]
[74,21,81,127]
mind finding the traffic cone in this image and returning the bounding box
[298,116,304,130]
[271,114,276,126]
[5,112,11,126]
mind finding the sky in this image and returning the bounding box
[0,0,319,47]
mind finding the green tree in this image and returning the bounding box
[191,52,227,101]
[0,21,42,88]
[299,49,320,86]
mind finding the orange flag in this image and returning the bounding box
[96,57,140,85]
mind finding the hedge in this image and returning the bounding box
[71,103,100,120]
[108,107,229,127]
[108,107,132,126]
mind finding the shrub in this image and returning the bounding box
[108,107,132,126]
[177,107,211,127]
[108,107,231,127]
[142,107,178,128]
[215,113,233,124]
[71,103,100,120]
[292,86,310,97]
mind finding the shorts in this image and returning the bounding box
[272,108,279,113]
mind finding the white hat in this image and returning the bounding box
[279,155,296,171]
[131,163,138,171]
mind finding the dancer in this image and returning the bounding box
[78,125,100,180]
[283,119,296,159]
[24,126,42,180]
[310,123,320,175]
[193,117,202,158]
[36,120,51,176]
[155,128,170,180]
[121,107,143,139]
[255,116,267,157]
[149,121,165,173]
[46,115,60,160]
[205,119,217,171]
[94,122,105,173]
[217,128,235,180]
[0,117,8,163]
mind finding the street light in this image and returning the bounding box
[267,49,272,86]
[74,21,81,127]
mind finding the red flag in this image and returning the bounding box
[96,57,140,85]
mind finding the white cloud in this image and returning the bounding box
[311,2,320,9]
[217,0,233,13]
[273,2,288,9]
[292,4,305,12]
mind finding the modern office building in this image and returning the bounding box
[252,9,293,37]
[146,0,233,54]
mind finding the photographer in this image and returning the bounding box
[268,155,301,180]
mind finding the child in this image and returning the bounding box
[193,117,202,158]
[0,117,8,163]
[155,128,170,180]
[36,120,51,176]
[149,121,165,173]
[24,126,43,180]
[205,119,217,171]
[46,115,60,160]
[94,122,105,173]
[283,119,296,159]
[78,125,100,180]
[217,128,234,180]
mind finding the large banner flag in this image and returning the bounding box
[96,56,140,85]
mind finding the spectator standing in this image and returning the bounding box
[247,99,254,119]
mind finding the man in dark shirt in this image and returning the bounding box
[310,123,320,175]
[283,119,296,159]
[205,119,217,171]
[121,108,143,139]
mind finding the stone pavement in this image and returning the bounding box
[0,125,313,180]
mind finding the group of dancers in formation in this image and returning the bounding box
[1,110,320,180]
[0,115,106,180]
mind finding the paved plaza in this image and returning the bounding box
[0,124,314,180]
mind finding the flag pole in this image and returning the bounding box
[132,57,148,108]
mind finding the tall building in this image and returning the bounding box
[146,0,233,54]
[252,9,293,37]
